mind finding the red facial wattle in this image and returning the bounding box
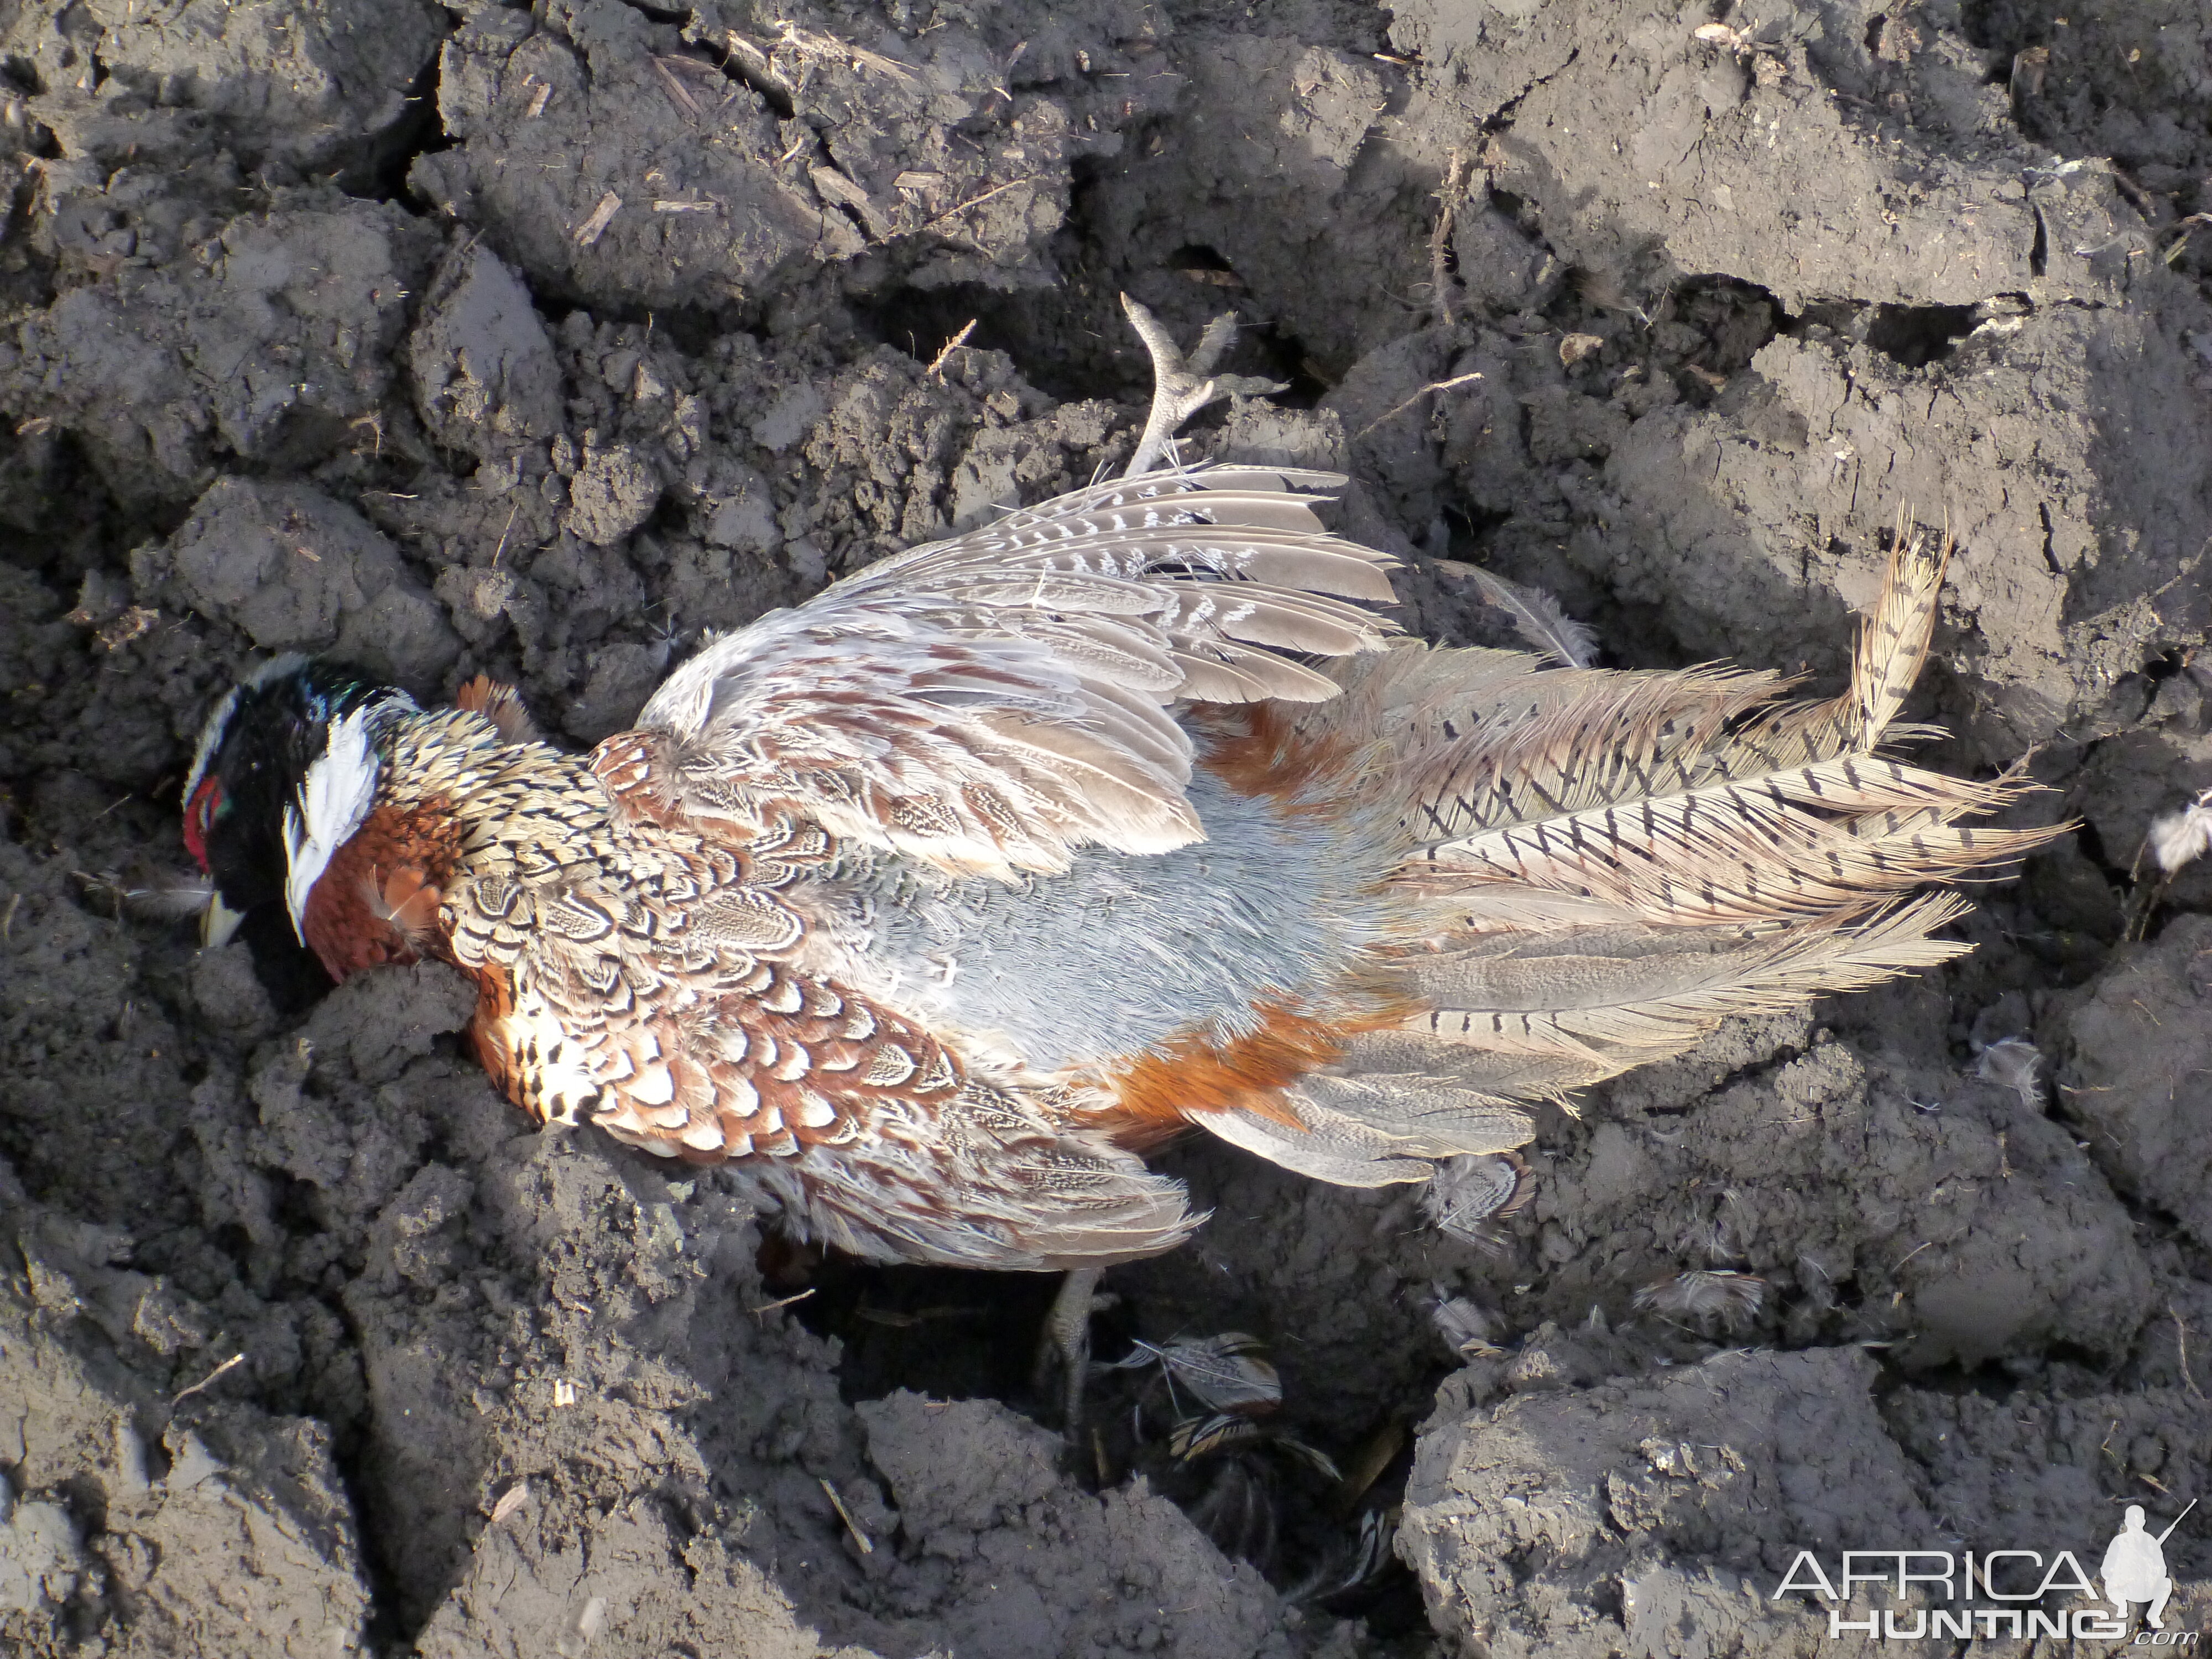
[183,777,222,870]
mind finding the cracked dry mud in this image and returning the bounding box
[2,0,2211,1655]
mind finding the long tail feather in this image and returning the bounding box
[1694,521,1949,776]
[1188,523,2064,1190]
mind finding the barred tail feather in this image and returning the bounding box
[1191,527,2063,1193]
[1693,521,1949,776]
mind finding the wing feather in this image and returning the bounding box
[613,465,1399,875]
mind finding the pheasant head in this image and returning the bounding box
[181,654,419,970]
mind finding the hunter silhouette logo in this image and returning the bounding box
[2104,1502,2193,1631]
[1772,1500,2200,1642]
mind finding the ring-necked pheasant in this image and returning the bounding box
[179,315,2054,1417]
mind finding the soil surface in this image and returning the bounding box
[3,0,2212,1655]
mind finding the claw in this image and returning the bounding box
[1120,295,1288,478]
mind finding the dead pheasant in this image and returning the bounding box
[179,313,2053,1416]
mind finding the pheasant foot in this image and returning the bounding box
[1120,295,1287,478]
[1035,1265,1112,1431]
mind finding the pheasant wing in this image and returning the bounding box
[597,466,1399,878]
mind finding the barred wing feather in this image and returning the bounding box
[616,466,1397,878]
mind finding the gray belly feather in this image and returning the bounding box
[804,773,1394,1071]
